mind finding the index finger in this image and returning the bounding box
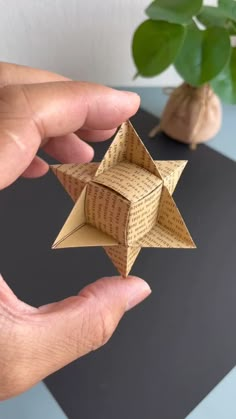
[0,62,69,86]
[0,82,140,189]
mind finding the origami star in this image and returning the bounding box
[51,121,195,277]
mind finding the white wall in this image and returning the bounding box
[0,0,216,87]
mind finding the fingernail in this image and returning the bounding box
[126,277,152,311]
[120,90,140,100]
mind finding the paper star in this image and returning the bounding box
[51,121,195,277]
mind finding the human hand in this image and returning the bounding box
[0,63,151,400]
[0,62,141,188]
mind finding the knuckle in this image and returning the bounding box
[78,286,117,352]
[0,310,31,400]
[93,306,114,349]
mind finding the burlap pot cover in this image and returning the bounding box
[159,83,222,145]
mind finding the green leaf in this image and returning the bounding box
[219,0,236,20]
[175,26,231,86]
[225,19,236,33]
[197,6,236,34]
[132,20,186,78]
[211,47,236,103]
[197,6,227,27]
[146,0,203,24]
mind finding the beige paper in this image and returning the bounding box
[53,224,117,249]
[155,160,187,195]
[138,187,195,248]
[127,184,162,245]
[104,245,141,278]
[157,186,195,247]
[85,181,130,244]
[94,162,161,202]
[95,121,161,178]
[53,186,117,249]
[50,121,195,277]
[51,163,99,202]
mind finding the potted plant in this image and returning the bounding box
[132,0,236,148]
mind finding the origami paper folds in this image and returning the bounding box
[51,121,195,277]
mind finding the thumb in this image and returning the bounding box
[0,275,151,399]
[37,276,151,372]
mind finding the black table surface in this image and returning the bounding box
[1,109,236,419]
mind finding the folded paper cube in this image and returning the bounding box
[51,121,195,277]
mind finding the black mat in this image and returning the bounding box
[1,109,236,419]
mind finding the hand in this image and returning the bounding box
[0,63,151,400]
